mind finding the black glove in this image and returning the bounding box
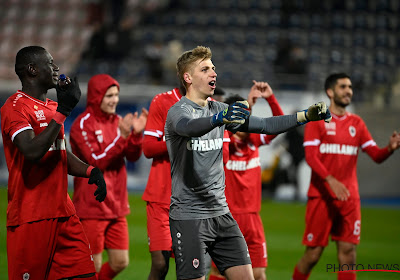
[88,167,107,202]
[56,76,81,116]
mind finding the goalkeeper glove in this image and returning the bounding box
[297,101,332,124]
[56,76,81,116]
[212,100,250,126]
[88,167,107,202]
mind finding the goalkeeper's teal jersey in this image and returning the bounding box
[165,97,233,220]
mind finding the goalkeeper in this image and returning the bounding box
[164,46,332,280]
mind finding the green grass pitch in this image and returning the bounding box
[0,187,399,279]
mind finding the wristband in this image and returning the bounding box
[86,166,95,177]
[53,111,67,125]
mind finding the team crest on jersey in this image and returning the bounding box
[193,258,200,268]
[349,126,356,137]
[23,272,30,279]
[307,233,313,242]
[95,130,103,143]
[34,110,46,121]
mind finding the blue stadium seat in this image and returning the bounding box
[375,49,389,66]
[265,48,277,63]
[309,14,324,29]
[375,32,389,47]
[268,12,281,27]
[354,13,368,29]
[224,30,245,45]
[352,48,367,65]
[330,49,343,64]
[243,47,264,63]
[248,13,268,27]
[375,0,390,12]
[223,47,243,63]
[375,14,389,30]
[330,13,345,29]
[308,48,322,63]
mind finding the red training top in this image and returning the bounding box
[70,74,142,219]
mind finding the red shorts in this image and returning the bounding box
[7,215,95,280]
[80,216,129,254]
[233,212,267,268]
[146,202,172,252]
[303,197,361,247]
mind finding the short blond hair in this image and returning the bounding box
[176,46,212,90]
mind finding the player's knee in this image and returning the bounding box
[253,267,266,280]
[151,256,168,272]
[338,244,356,263]
[305,247,323,265]
[110,257,129,272]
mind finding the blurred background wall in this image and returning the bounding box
[0,0,399,201]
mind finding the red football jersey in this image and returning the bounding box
[1,91,75,226]
[142,88,182,204]
[224,94,284,213]
[304,112,378,199]
[224,133,272,213]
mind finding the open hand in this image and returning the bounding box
[132,108,149,134]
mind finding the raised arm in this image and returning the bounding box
[13,122,63,162]
[244,101,332,135]
[13,76,81,162]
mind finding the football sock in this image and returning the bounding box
[98,262,117,280]
[292,266,310,280]
[208,274,226,280]
[338,271,356,280]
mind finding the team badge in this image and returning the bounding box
[95,130,103,143]
[349,126,356,137]
[34,105,38,110]
[23,272,30,280]
[307,233,313,242]
[193,258,200,268]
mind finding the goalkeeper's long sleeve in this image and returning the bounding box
[246,114,299,135]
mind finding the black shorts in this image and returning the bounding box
[170,212,251,279]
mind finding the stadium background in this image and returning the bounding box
[0,0,399,279]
